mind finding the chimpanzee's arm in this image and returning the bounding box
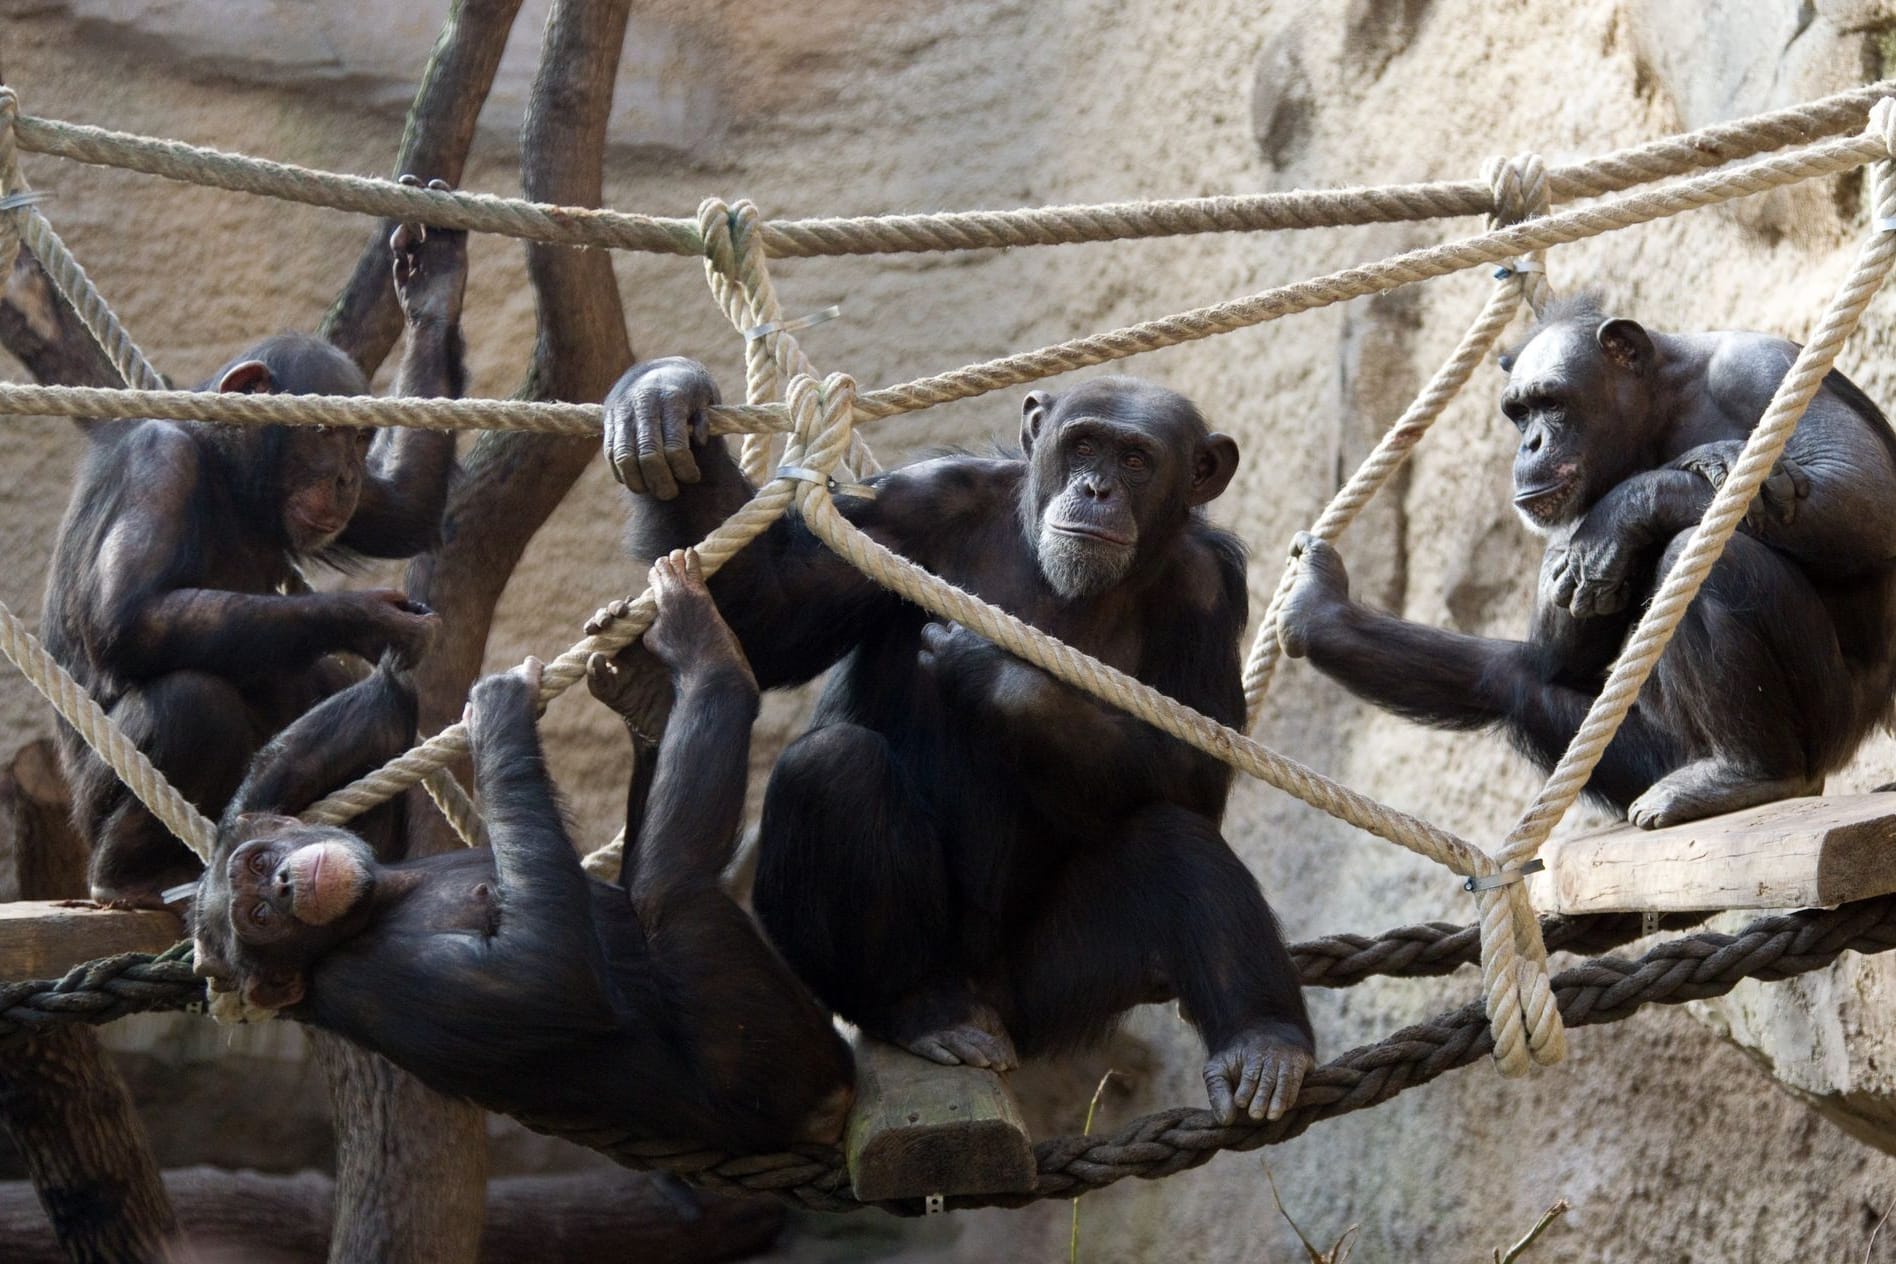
[334,211,466,559]
[608,358,963,688]
[466,670,607,979]
[225,661,418,823]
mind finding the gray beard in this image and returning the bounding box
[1037,525,1134,600]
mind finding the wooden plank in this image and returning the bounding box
[843,1033,1035,1203]
[1526,793,1896,915]
[0,901,183,980]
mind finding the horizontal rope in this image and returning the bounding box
[10,81,1890,257]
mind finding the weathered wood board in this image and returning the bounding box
[843,1033,1035,1203]
[0,901,182,980]
[1526,793,1896,915]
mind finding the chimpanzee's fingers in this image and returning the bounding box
[908,1036,960,1066]
[1551,562,1577,611]
[1203,1059,1238,1126]
[607,410,643,493]
[1237,1052,1267,1120]
[680,548,704,585]
[427,178,451,192]
[689,403,712,447]
[517,655,545,695]
[663,396,702,487]
[636,404,681,501]
[1266,1053,1306,1122]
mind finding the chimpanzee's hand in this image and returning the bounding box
[1549,516,1640,619]
[642,549,755,692]
[917,621,1045,716]
[1674,439,1810,530]
[390,177,469,329]
[1203,1024,1312,1125]
[463,656,542,749]
[603,359,721,499]
[1276,532,1350,659]
[348,589,440,668]
[585,645,672,737]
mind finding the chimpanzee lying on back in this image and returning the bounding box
[191,550,854,1153]
[1278,295,1896,827]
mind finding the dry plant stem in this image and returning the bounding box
[1496,1198,1571,1264]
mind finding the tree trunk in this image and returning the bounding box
[311,5,526,1262]
[0,744,179,1261]
[0,1165,785,1264]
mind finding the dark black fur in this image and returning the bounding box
[607,361,1312,1108]
[191,655,853,1154]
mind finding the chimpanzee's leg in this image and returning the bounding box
[753,723,1014,1068]
[84,671,267,906]
[1007,804,1313,1123]
[1628,531,1838,827]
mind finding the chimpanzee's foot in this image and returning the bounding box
[1203,1023,1313,1125]
[894,1002,1019,1071]
[1276,533,1352,660]
[799,1082,856,1145]
[1628,759,1822,830]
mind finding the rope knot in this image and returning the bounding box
[1483,152,1550,227]
[696,197,738,277]
[782,373,858,494]
[1873,98,1896,161]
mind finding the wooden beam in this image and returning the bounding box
[1527,793,1896,915]
[844,1034,1036,1204]
[0,902,182,980]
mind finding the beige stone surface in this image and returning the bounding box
[7,0,1896,1258]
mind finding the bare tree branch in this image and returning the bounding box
[320,0,527,376]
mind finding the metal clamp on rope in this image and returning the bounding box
[775,463,878,500]
[745,304,842,341]
[0,191,45,212]
[1463,858,1544,892]
[1493,258,1544,280]
[924,1195,946,1215]
[1875,216,1896,234]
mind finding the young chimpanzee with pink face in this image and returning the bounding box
[606,361,1313,1126]
[191,551,854,1155]
[1278,294,1896,828]
[43,177,465,908]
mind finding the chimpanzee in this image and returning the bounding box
[1277,294,1896,828]
[605,362,1313,1124]
[190,550,855,1154]
[43,178,467,907]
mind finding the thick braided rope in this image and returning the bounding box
[852,129,1884,422]
[0,908,1679,1042]
[1497,111,1896,877]
[0,128,1879,442]
[700,199,878,483]
[780,374,1493,881]
[12,206,166,390]
[421,768,490,851]
[5,898,1879,1211]
[0,600,216,859]
[10,82,1891,258]
[1239,152,1551,725]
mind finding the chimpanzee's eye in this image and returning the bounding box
[1073,439,1096,459]
[248,852,270,876]
[249,901,272,927]
[1122,451,1148,472]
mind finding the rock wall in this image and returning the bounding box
[5,1,1896,1259]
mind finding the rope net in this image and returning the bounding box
[0,81,1891,1095]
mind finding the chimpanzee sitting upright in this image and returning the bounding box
[43,180,466,907]
[190,549,854,1153]
[606,363,1312,1124]
[1278,294,1896,827]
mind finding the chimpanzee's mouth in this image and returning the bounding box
[1048,521,1133,548]
[1511,478,1574,510]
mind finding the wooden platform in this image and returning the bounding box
[0,901,182,980]
[1527,793,1896,915]
[843,1034,1035,1204]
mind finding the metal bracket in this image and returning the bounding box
[1463,858,1545,893]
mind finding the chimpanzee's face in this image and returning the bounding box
[279,425,371,553]
[1020,378,1238,600]
[192,816,378,1013]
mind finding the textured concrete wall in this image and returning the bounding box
[7,1,1896,1259]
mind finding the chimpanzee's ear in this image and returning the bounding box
[1188,433,1241,507]
[1596,318,1653,374]
[242,968,306,1013]
[216,359,274,395]
[1020,390,1055,453]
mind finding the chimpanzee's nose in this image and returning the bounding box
[1523,431,1542,454]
